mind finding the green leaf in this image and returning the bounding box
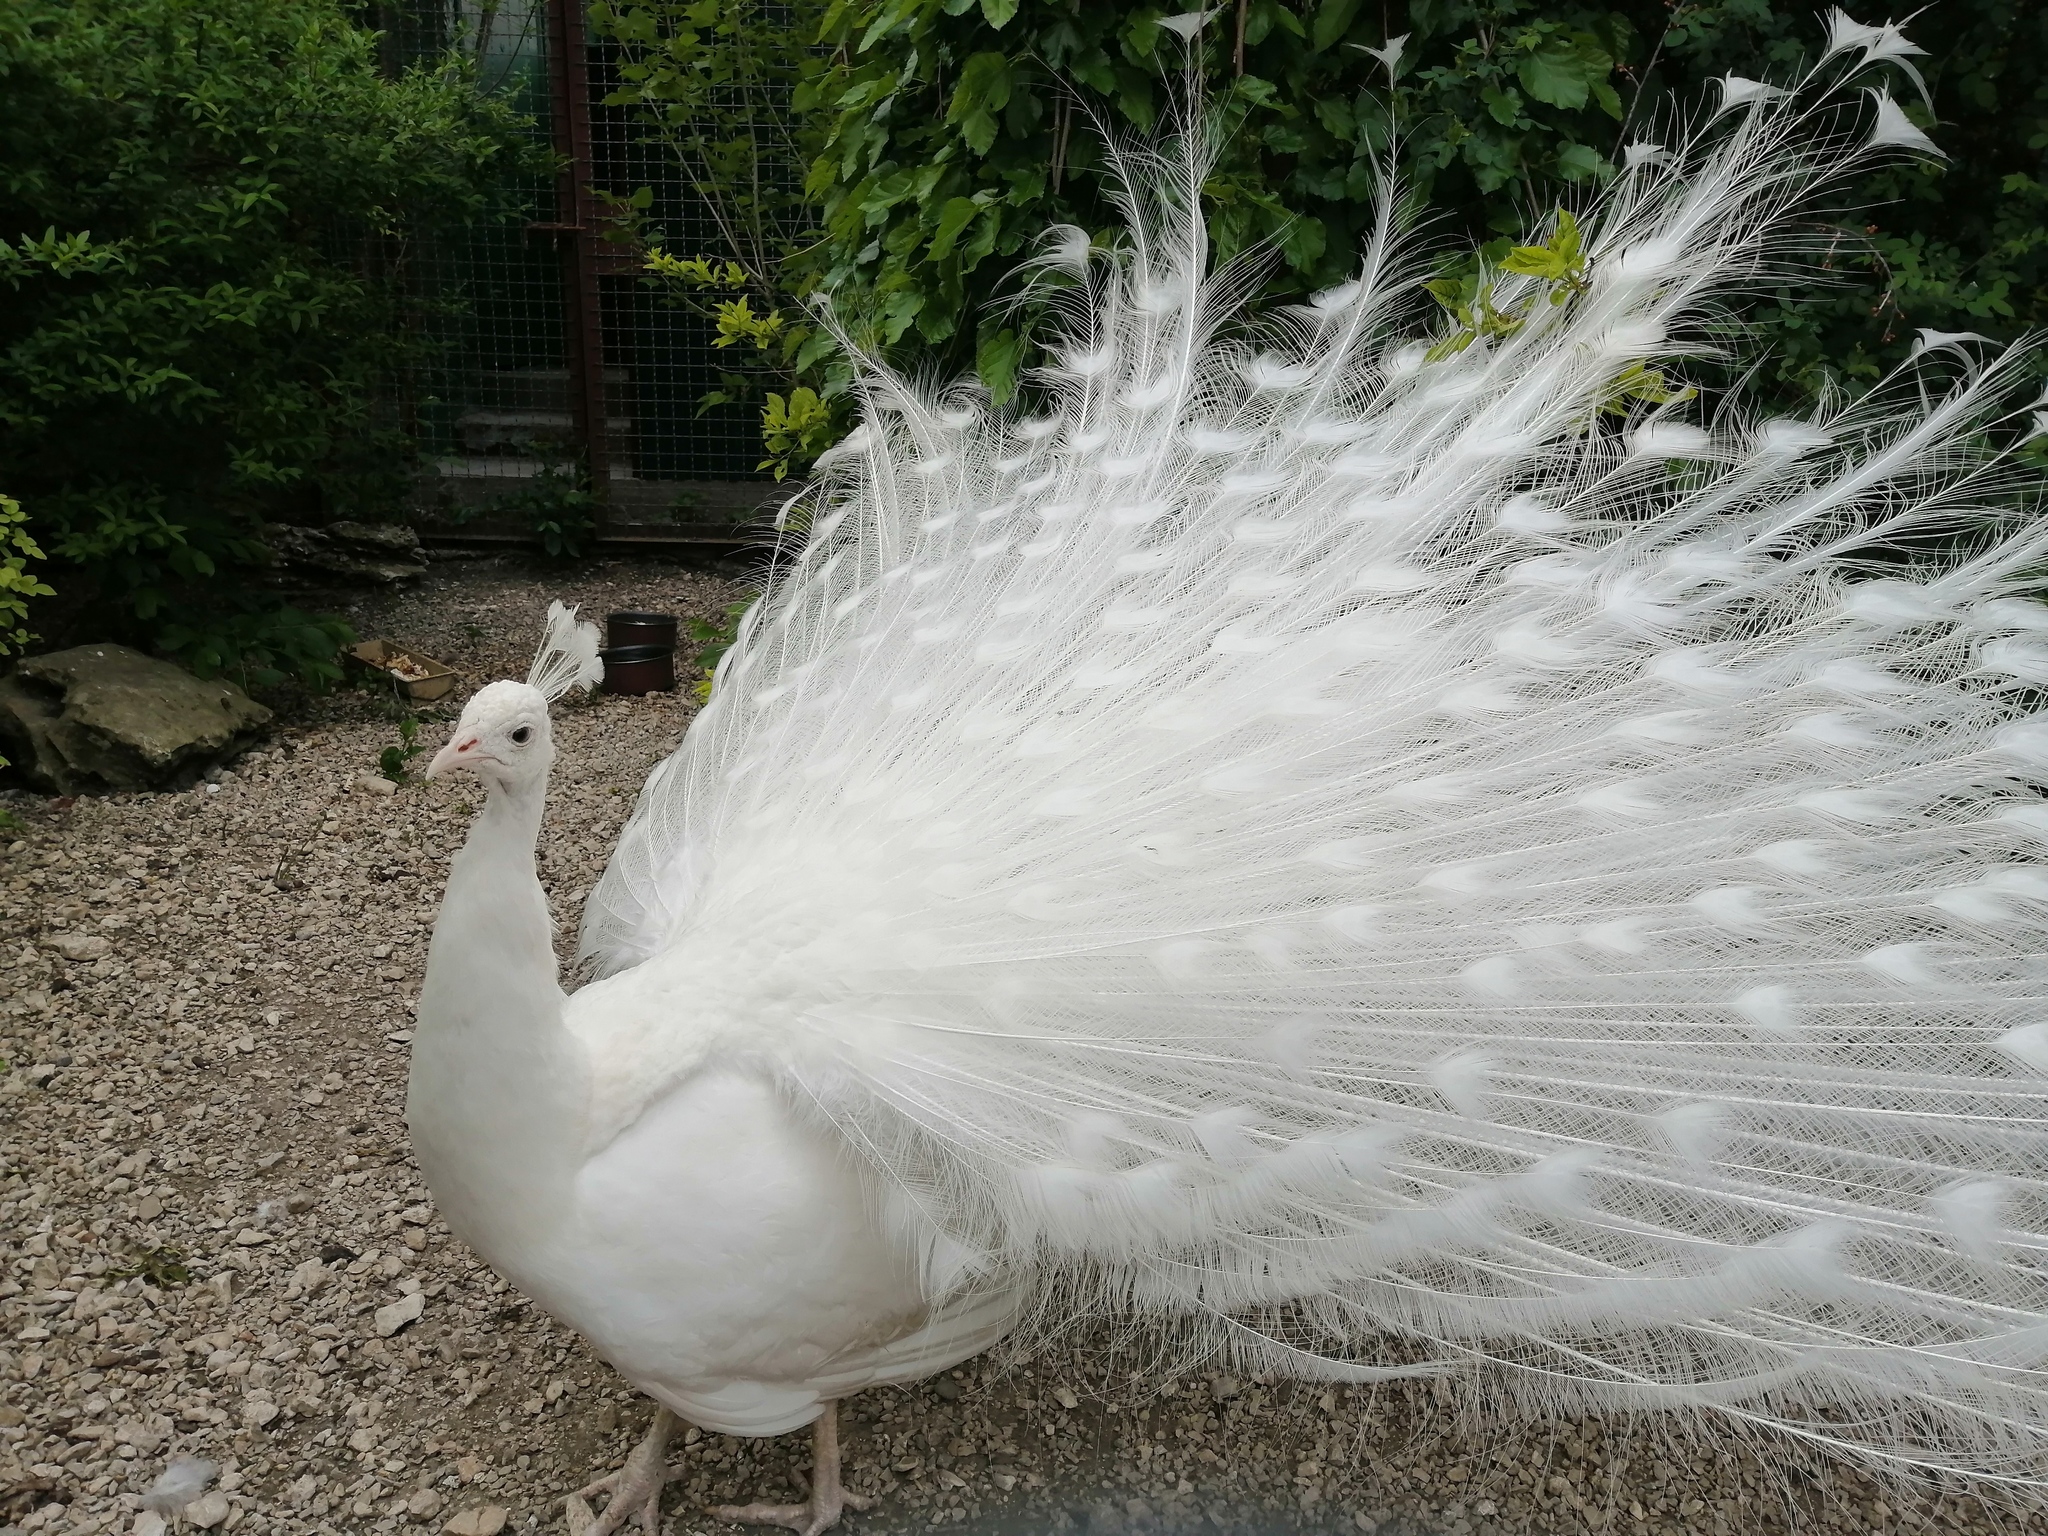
[1518,43,1597,112]
[1422,277,1468,310]
[975,325,1025,404]
[927,197,981,262]
[948,52,1013,156]
[979,0,1019,27]
[1310,0,1364,52]
[1555,142,1605,182]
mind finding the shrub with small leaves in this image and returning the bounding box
[0,0,543,682]
[0,493,53,659]
[687,600,755,701]
[380,714,426,784]
[156,607,356,695]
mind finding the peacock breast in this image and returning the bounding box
[557,1065,933,1413]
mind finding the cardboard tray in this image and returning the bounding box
[349,639,458,702]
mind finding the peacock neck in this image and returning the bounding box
[410,768,591,1274]
[475,773,548,866]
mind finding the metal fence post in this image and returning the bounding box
[538,0,610,521]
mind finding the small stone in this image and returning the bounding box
[233,1227,271,1245]
[443,1505,508,1535]
[135,1195,163,1220]
[46,931,113,962]
[375,1290,427,1337]
[290,1257,331,1295]
[1053,1385,1079,1410]
[185,1490,232,1529]
[242,1398,281,1429]
[355,774,399,796]
[114,1418,166,1455]
[349,1427,378,1453]
[408,1487,445,1518]
[133,1514,168,1536]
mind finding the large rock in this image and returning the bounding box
[266,521,428,585]
[0,644,271,794]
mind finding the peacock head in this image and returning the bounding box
[426,680,554,792]
[425,601,604,795]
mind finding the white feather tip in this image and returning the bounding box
[526,601,604,702]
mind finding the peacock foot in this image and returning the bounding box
[568,1407,677,1536]
[709,1401,875,1536]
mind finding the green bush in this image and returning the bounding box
[785,0,2045,407]
[0,490,55,773]
[0,0,544,684]
[0,493,53,661]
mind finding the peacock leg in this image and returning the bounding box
[566,1406,676,1536]
[709,1401,875,1536]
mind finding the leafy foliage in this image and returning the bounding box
[108,1245,192,1288]
[380,713,426,784]
[758,388,839,479]
[685,599,754,701]
[0,0,540,683]
[0,491,55,771]
[0,494,54,659]
[156,606,357,695]
[492,464,601,560]
[791,0,2046,407]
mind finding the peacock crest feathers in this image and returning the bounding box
[527,601,604,702]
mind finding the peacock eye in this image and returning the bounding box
[510,726,533,745]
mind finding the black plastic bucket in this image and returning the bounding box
[599,643,676,696]
[607,610,679,649]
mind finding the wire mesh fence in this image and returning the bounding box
[388,0,782,545]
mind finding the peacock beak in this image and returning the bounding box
[426,733,492,780]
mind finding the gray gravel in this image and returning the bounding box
[3,554,2045,1536]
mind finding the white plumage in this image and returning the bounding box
[410,32,2048,1533]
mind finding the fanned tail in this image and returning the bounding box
[578,40,2048,1488]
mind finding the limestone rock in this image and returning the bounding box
[266,521,428,585]
[0,644,270,794]
[47,931,112,962]
[374,1290,426,1336]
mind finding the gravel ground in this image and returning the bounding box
[3,554,2045,1536]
